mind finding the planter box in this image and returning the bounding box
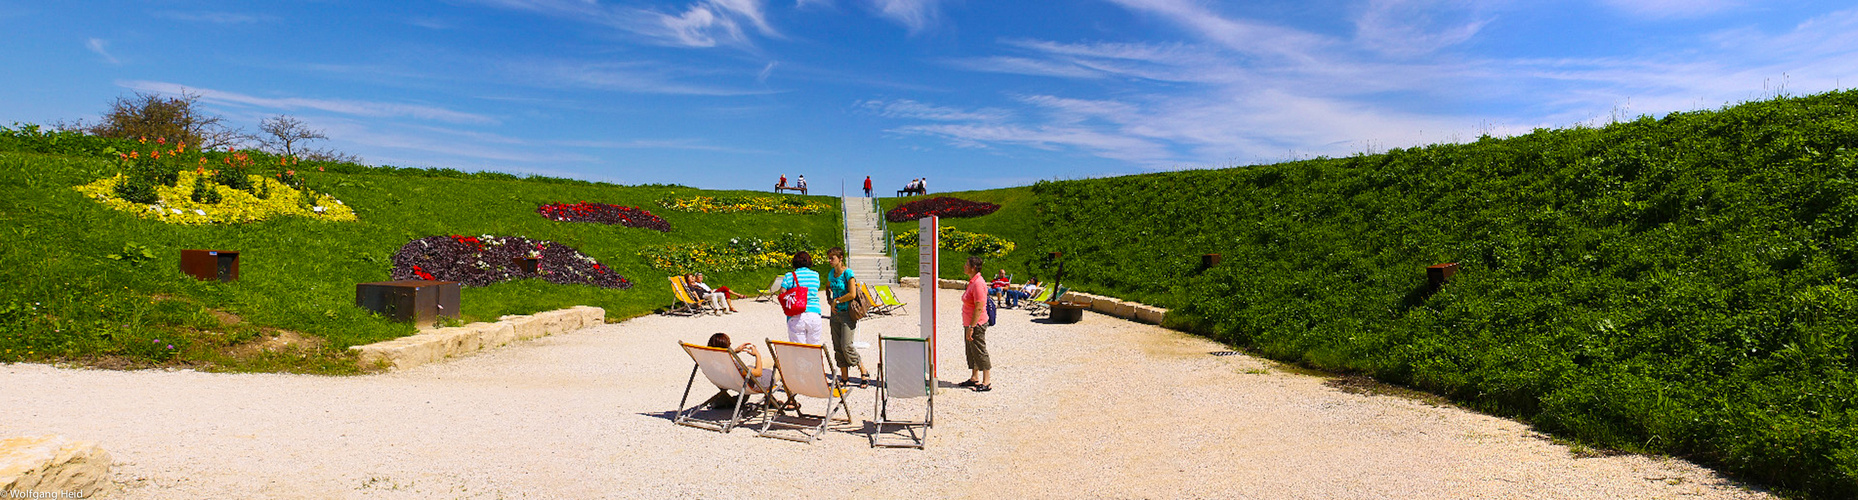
[512,257,540,274]
[1048,302,1086,324]
[180,249,239,282]
[355,280,461,327]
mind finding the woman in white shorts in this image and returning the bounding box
[769,251,826,345]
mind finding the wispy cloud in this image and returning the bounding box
[1596,0,1743,19]
[889,3,1858,168]
[153,11,274,24]
[869,0,944,34]
[502,59,775,96]
[85,38,118,64]
[117,80,498,125]
[467,0,778,49]
[1353,0,1488,57]
[859,99,1012,121]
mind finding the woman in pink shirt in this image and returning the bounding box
[959,256,993,392]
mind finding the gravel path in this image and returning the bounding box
[1,288,1770,499]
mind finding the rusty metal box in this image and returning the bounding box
[355,280,461,327]
[180,249,240,282]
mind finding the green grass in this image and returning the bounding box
[882,91,1858,497]
[0,150,842,373]
[878,187,1041,281]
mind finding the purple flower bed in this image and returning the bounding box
[390,235,632,289]
[885,196,1001,222]
[537,202,671,232]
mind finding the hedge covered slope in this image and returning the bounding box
[1027,90,1858,496]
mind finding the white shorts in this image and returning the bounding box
[786,312,823,345]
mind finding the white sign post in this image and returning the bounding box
[919,215,939,382]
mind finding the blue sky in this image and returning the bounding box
[3,1,1856,193]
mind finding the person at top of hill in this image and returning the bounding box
[797,175,807,191]
[919,177,927,194]
[863,176,873,197]
[778,174,787,188]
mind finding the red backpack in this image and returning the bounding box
[778,271,811,317]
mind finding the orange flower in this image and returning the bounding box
[197,166,205,174]
[317,166,324,172]
[286,170,294,176]
[138,136,147,144]
[129,151,140,159]
[156,137,167,145]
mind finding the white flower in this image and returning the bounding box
[194,209,206,216]
[171,208,182,214]
[335,200,344,205]
[313,206,326,213]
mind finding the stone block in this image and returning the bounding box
[1091,297,1124,315]
[1133,305,1168,324]
[938,278,967,290]
[0,435,112,497]
[472,322,517,349]
[898,277,919,288]
[500,315,544,340]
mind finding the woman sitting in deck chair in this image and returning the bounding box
[702,333,775,409]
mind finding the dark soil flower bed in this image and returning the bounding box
[537,202,671,232]
[391,235,632,289]
[885,196,1001,222]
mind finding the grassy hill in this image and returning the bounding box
[887,90,1858,497]
[0,134,841,374]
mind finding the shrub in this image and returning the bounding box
[537,202,672,232]
[189,176,221,204]
[638,233,819,275]
[391,235,632,289]
[894,225,1015,257]
[886,196,1000,222]
[657,195,829,214]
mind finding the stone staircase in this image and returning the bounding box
[842,196,896,285]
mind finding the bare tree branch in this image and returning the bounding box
[258,115,328,159]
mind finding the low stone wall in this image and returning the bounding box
[896,279,1170,326]
[351,305,606,371]
[1,435,112,497]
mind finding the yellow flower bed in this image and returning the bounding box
[657,195,829,214]
[73,171,357,225]
[894,225,1015,257]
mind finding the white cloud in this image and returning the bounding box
[86,38,118,64]
[117,80,498,125]
[869,0,943,33]
[891,3,1858,168]
[469,0,778,49]
[1353,0,1488,57]
[859,99,1012,121]
[504,59,773,96]
[1597,0,1742,19]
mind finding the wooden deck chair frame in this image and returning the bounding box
[873,285,908,315]
[665,276,719,316]
[758,339,851,443]
[860,283,891,316]
[1020,286,1055,315]
[1028,285,1068,317]
[674,342,773,433]
[870,336,934,449]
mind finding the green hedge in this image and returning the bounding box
[1020,91,1858,497]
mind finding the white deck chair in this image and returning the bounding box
[674,342,772,433]
[758,339,851,443]
[870,336,934,448]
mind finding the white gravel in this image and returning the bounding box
[0,288,1772,499]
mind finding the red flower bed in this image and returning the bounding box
[391,235,632,289]
[537,202,671,232]
[885,196,1001,222]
